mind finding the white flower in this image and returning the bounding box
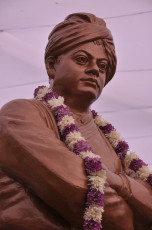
[91,170,106,179]
[84,204,104,222]
[125,152,139,167]
[137,165,151,181]
[88,175,106,193]
[58,115,75,132]
[48,96,64,108]
[105,131,122,148]
[36,87,50,99]
[94,115,108,127]
[80,151,100,159]
[65,131,85,145]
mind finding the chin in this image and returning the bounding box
[77,88,101,102]
[78,83,103,99]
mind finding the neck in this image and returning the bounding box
[64,96,91,113]
[53,87,94,113]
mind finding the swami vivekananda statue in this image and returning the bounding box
[0,13,152,230]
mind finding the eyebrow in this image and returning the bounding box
[72,50,108,62]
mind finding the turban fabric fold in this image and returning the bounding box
[45,13,117,84]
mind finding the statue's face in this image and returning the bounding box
[53,42,108,101]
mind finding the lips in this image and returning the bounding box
[81,78,100,88]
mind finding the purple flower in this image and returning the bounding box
[99,124,115,134]
[73,140,94,155]
[53,105,72,122]
[147,174,152,186]
[84,157,103,174]
[117,152,127,160]
[86,189,104,207]
[62,124,78,140]
[53,105,65,115]
[83,219,102,230]
[129,158,147,172]
[34,86,46,97]
[91,110,98,118]
[43,91,58,101]
[115,141,129,155]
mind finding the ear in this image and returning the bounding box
[45,56,56,79]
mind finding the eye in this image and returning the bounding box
[74,55,88,65]
[98,62,107,72]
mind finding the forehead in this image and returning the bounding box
[60,41,107,60]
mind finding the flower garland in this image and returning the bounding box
[34,86,152,230]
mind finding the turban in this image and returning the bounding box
[45,13,117,84]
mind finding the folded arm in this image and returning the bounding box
[106,167,152,227]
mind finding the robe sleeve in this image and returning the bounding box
[119,173,152,224]
[0,99,87,226]
[102,185,134,230]
[106,166,152,227]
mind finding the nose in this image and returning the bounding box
[85,60,99,77]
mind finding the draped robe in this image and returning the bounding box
[0,99,152,230]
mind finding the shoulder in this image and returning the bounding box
[0,99,49,117]
[1,99,39,113]
[0,99,58,135]
[0,99,53,125]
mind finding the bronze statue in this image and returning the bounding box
[0,13,152,230]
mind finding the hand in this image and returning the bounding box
[102,164,123,191]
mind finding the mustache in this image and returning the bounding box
[81,77,100,88]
